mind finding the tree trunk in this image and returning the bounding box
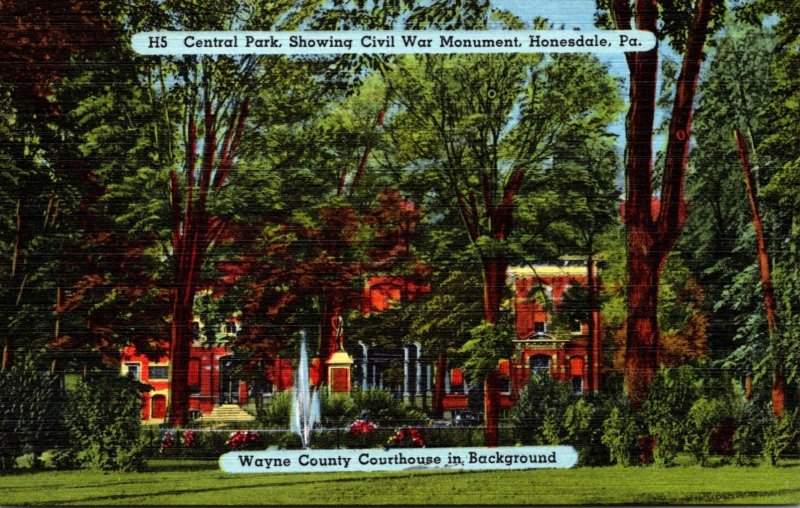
[168,292,193,426]
[586,252,601,391]
[613,0,717,408]
[624,241,662,407]
[482,256,506,325]
[484,372,501,447]
[431,353,447,418]
[735,129,783,417]
[482,256,507,447]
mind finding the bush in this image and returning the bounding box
[257,390,293,428]
[641,366,700,466]
[763,409,799,466]
[542,397,611,466]
[63,373,149,471]
[320,392,356,428]
[511,371,573,445]
[601,403,640,467]
[685,396,733,465]
[350,388,425,427]
[732,403,769,466]
[0,357,67,472]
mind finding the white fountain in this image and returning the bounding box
[290,330,321,448]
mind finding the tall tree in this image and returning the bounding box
[607,0,723,405]
[387,48,620,444]
[0,0,110,371]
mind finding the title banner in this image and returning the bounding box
[219,446,578,474]
[133,30,656,55]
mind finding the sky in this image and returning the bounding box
[491,0,631,86]
[491,0,631,181]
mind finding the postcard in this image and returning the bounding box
[0,0,798,505]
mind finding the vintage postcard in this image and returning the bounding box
[1,0,798,505]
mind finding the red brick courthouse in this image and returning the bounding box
[122,262,601,423]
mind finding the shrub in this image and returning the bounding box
[257,390,293,428]
[601,404,640,467]
[685,396,733,466]
[63,373,149,471]
[642,366,700,466]
[0,357,67,472]
[560,397,612,466]
[732,403,769,466]
[350,388,425,427]
[320,392,356,428]
[511,371,573,445]
[763,409,799,466]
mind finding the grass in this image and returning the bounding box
[2,459,799,505]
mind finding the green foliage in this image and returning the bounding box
[763,409,799,466]
[256,390,293,428]
[510,371,573,445]
[62,373,148,471]
[542,397,611,466]
[732,403,770,466]
[601,403,640,467]
[350,388,425,427]
[0,357,67,472]
[642,366,701,466]
[461,321,515,384]
[320,392,356,428]
[685,397,734,466]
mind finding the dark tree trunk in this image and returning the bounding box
[613,0,717,406]
[432,353,447,418]
[624,245,663,406]
[586,252,601,391]
[735,129,783,417]
[168,294,193,426]
[165,96,248,426]
[482,256,507,447]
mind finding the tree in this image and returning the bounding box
[607,0,723,405]
[387,48,620,444]
[0,0,111,371]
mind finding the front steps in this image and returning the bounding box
[203,404,255,422]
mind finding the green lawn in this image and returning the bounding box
[2,459,798,505]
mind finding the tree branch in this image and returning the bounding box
[657,0,717,247]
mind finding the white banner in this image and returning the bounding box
[133,30,655,55]
[219,446,578,474]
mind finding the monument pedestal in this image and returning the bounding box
[326,350,354,394]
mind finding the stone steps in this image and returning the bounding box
[204,404,255,422]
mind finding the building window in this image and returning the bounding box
[533,321,546,334]
[572,377,583,395]
[148,366,169,379]
[570,319,583,333]
[125,363,140,380]
[498,376,511,394]
[225,321,237,335]
[530,355,551,373]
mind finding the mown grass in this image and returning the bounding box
[2,459,798,505]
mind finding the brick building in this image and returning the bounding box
[122,261,601,422]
